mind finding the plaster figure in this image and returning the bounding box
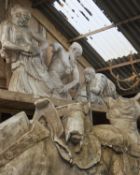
[48,42,83,99]
[0,100,107,175]
[77,67,118,104]
[0,95,140,174]
[0,5,53,97]
[93,94,140,175]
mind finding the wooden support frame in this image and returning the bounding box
[96,58,140,72]
[32,0,56,7]
[70,15,140,42]
[32,0,47,7]
[0,89,107,115]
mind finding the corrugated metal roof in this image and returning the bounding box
[54,0,137,61]
[104,53,140,96]
[93,0,140,96]
[95,0,140,53]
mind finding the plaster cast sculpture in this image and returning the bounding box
[77,67,118,104]
[0,5,54,97]
[93,94,140,175]
[48,42,83,99]
[0,95,140,175]
[0,99,109,175]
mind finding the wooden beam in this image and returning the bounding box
[0,59,6,79]
[0,107,34,115]
[0,78,6,89]
[32,0,56,7]
[96,58,140,72]
[70,15,140,42]
[91,104,107,113]
[32,0,47,7]
[0,89,107,115]
[0,89,73,106]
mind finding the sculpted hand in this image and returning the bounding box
[23,44,33,53]
[59,85,70,94]
[23,45,40,55]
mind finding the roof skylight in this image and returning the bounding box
[54,0,137,61]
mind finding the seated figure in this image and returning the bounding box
[77,67,118,104]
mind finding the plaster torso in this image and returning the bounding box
[7,24,40,59]
[107,98,140,144]
[49,49,76,92]
[49,50,74,79]
[12,25,32,45]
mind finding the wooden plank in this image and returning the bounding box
[0,89,74,114]
[0,89,107,115]
[97,59,140,72]
[91,104,107,113]
[70,15,140,42]
[0,78,6,89]
[0,89,73,105]
[0,59,6,79]
[0,107,34,116]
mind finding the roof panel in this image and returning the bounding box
[95,0,140,52]
[54,0,137,60]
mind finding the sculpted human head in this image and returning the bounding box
[84,67,96,83]
[11,5,31,27]
[69,42,83,60]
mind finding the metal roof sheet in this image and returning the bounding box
[54,0,137,60]
[95,0,140,53]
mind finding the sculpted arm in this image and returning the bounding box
[1,24,28,52]
[31,31,48,49]
[62,66,80,93]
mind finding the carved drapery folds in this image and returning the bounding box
[0,96,140,174]
[0,5,82,100]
